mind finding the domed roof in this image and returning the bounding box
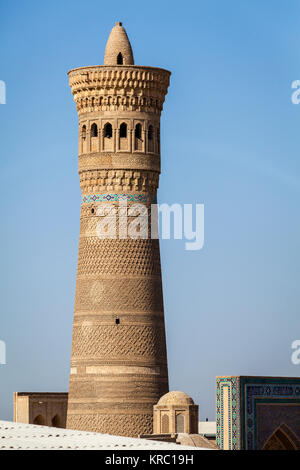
[104,22,134,66]
[157,391,195,406]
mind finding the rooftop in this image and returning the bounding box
[0,421,208,450]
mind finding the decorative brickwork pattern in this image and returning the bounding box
[67,413,153,437]
[74,278,164,313]
[78,153,161,173]
[80,170,159,194]
[68,67,170,116]
[71,325,167,359]
[77,238,162,277]
[68,378,168,400]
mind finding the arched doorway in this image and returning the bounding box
[33,415,45,426]
[263,424,300,450]
[52,414,61,428]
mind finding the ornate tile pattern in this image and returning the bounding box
[240,377,300,450]
[216,376,241,450]
[217,376,300,450]
[82,193,150,204]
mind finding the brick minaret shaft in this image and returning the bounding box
[66,23,171,437]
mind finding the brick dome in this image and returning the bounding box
[157,391,195,406]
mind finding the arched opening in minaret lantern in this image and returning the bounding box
[104,122,113,151]
[91,123,98,152]
[81,125,87,154]
[134,123,142,151]
[119,122,128,150]
[91,123,98,138]
[117,52,123,65]
[120,123,127,138]
[104,122,112,138]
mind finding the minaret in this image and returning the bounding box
[66,22,171,437]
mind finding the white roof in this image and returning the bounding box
[198,421,216,436]
[0,421,209,450]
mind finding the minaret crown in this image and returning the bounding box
[104,22,134,66]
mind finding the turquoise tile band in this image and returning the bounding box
[82,193,151,204]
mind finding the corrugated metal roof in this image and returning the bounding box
[0,421,208,450]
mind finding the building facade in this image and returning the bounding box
[140,391,217,449]
[13,392,68,428]
[153,391,199,434]
[216,376,300,450]
[66,22,171,437]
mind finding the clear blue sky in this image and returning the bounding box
[0,0,299,421]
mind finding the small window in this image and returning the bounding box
[104,123,112,138]
[115,318,120,325]
[135,123,142,139]
[176,414,185,433]
[91,123,98,138]
[91,208,95,214]
[82,125,87,140]
[148,125,153,140]
[117,53,123,65]
[161,414,169,434]
[120,123,127,138]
